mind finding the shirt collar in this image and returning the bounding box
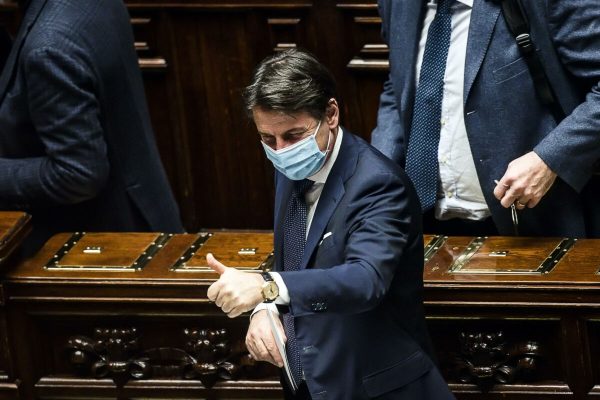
[308,126,343,184]
[457,0,473,7]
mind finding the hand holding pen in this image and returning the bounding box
[494,179,519,236]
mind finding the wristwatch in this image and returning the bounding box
[260,272,279,303]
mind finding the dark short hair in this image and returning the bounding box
[243,49,337,120]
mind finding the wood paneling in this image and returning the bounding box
[3,231,281,399]
[126,0,386,231]
[0,1,388,232]
[5,232,600,398]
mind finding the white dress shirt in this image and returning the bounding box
[416,0,491,220]
[253,127,344,316]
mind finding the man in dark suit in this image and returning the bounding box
[207,49,454,399]
[0,0,183,254]
[372,0,600,237]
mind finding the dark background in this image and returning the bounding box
[0,0,387,232]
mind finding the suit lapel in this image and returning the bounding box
[300,174,345,270]
[0,0,48,104]
[464,0,501,103]
[300,131,358,270]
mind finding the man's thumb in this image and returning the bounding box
[206,253,228,275]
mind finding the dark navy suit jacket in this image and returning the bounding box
[274,131,454,399]
[0,0,183,253]
[372,0,600,237]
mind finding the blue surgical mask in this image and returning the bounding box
[261,120,330,181]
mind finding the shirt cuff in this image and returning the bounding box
[251,302,279,319]
[270,272,290,305]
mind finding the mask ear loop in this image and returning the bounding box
[320,121,332,156]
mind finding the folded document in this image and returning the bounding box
[266,307,298,393]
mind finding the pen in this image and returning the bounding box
[494,180,519,236]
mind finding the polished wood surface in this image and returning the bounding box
[8,231,274,280]
[0,212,31,266]
[424,235,600,283]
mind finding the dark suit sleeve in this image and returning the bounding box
[534,1,600,191]
[0,46,109,208]
[372,76,405,165]
[280,170,415,317]
[371,0,406,165]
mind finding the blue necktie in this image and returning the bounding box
[405,0,455,211]
[282,179,313,385]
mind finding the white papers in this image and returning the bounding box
[266,308,298,393]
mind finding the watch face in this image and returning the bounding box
[263,281,279,301]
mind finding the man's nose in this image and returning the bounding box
[273,138,292,151]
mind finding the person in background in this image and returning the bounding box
[0,0,183,255]
[206,49,455,400]
[372,0,600,237]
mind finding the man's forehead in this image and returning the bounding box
[253,108,313,132]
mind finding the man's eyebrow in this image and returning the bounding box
[258,126,309,136]
[283,126,309,135]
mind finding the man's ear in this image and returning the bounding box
[326,98,339,128]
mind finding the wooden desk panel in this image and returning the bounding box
[4,232,600,399]
[0,306,20,400]
[421,236,600,399]
[0,212,31,400]
[4,232,280,400]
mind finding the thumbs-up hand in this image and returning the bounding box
[206,252,229,275]
[206,253,264,318]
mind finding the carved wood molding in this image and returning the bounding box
[335,3,389,73]
[66,327,267,388]
[139,58,168,70]
[267,18,301,25]
[129,16,168,72]
[336,4,377,10]
[267,16,303,52]
[348,42,390,72]
[346,57,389,72]
[126,3,313,10]
[130,17,152,25]
[353,16,381,24]
[454,331,543,392]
